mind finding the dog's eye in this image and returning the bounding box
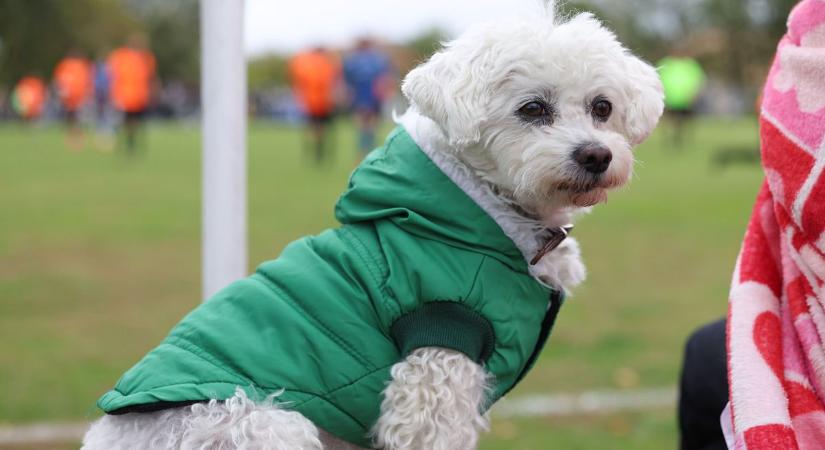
[517,101,553,125]
[519,101,546,117]
[591,99,612,121]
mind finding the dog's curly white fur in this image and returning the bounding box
[83,8,662,450]
[83,389,325,450]
[372,348,492,450]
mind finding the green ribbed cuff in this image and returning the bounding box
[390,301,496,363]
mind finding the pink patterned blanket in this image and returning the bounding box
[727,1,825,448]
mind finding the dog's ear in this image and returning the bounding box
[402,44,492,147]
[566,12,663,145]
[619,54,664,145]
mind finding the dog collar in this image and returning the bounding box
[530,225,574,265]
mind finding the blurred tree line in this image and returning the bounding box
[0,0,198,86]
[0,0,798,97]
[247,27,446,92]
[249,0,796,98]
[574,0,797,94]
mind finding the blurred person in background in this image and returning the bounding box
[289,46,341,164]
[93,49,115,151]
[343,37,394,158]
[53,49,93,150]
[11,75,47,122]
[658,53,705,149]
[108,33,156,154]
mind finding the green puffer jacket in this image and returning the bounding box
[97,127,564,448]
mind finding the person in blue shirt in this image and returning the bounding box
[92,54,115,151]
[343,38,394,157]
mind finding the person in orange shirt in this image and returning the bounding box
[11,76,47,121]
[54,50,93,149]
[108,34,156,153]
[289,47,340,164]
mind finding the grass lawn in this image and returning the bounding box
[0,117,763,448]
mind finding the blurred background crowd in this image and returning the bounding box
[0,0,799,154]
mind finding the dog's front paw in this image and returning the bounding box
[373,348,489,450]
[533,237,586,291]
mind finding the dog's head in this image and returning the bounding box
[402,13,663,214]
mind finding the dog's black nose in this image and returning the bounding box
[572,144,612,174]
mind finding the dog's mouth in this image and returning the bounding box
[569,188,609,207]
[554,177,621,207]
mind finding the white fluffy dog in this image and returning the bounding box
[83,9,662,450]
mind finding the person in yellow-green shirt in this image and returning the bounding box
[658,55,705,148]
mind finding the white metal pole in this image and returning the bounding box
[200,0,247,301]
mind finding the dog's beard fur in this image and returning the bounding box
[402,13,663,222]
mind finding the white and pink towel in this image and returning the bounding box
[727,0,825,448]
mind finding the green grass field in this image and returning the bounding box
[0,118,763,448]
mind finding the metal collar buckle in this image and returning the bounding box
[530,225,574,265]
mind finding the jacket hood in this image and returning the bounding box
[335,127,529,273]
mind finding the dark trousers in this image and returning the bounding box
[678,318,729,450]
